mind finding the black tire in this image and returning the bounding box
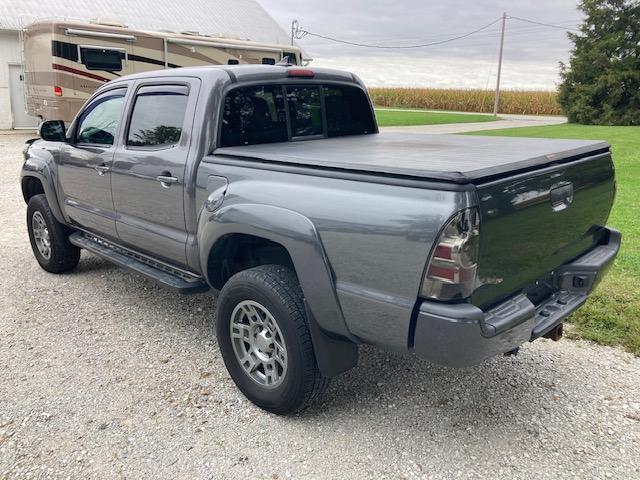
[215,265,329,414]
[26,194,80,274]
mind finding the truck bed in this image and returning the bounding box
[214,132,609,184]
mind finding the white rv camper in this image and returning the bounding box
[24,20,303,122]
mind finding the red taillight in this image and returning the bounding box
[421,208,480,301]
[288,68,315,78]
[433,244,453,260]
[53,86,63,97]
[427,265,456,282]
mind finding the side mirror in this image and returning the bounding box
[38,120,67,142]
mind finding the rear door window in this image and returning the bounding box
[126,85,189,148]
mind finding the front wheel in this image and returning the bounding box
[27,194,80,273]
[215,265,329,414]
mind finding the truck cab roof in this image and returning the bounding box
[107,65,362,88]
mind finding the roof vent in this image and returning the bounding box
[90,18,127,28]
[181,31,201,36]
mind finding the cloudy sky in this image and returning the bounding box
[256,0,583,90]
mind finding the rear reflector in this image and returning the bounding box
[288,68,315,78]
[53,86,63,97]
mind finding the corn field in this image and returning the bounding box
[368,88,563,116]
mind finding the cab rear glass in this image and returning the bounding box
[220,83,375,147]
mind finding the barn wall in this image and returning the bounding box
[0,30,22,129]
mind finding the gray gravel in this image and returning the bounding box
[1,132,639,479]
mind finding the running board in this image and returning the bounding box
[69,232,209,294]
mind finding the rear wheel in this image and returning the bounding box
[27,194,80,273]
[215,265,329,414]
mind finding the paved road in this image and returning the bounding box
[380,111,567,134]
[1,133,639,479]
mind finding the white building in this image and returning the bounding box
[0,0,292,129]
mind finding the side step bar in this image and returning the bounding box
[69,232,209,294]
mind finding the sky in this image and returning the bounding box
[256,0,583,91]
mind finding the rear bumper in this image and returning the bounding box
[413,227,621,367]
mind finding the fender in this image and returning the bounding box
[198,203,359,376]
[21,148,66,225]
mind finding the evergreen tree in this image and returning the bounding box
[558,0,640,125]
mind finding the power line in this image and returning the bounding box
[507,15,581,32]
[294,17,503,49]
[293,16,580,51]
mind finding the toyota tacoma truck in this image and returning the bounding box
[21,65,620,414]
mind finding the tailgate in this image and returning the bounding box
[472,151,616,309]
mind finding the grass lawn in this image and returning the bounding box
[374,108,497,127]
[465,124,640,355]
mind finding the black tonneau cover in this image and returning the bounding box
[214,132,609,184]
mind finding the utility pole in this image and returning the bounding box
[291,20,298,46]
[493,12,507,116]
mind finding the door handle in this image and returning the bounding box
[94,164,110,176]
[156,174,179,188]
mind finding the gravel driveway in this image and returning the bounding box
[1,132,639,479]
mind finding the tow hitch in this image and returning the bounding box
[542,323,564,341]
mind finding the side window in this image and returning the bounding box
[221,85,288,147]
[261,57,276,65]
[76,89,126,145]
[126,86,189,148]
[80,48,123,71]
[286,86,323,138]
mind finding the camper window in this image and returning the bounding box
[261,58,276,65]
[80,48,123,72]
[282,52,298,65]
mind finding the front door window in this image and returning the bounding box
[75,89,126,145]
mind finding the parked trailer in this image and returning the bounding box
[24,20,302,122]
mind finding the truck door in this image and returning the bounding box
[58,86,128,238]
[110,79,199,267]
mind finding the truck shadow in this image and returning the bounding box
[70,255,568,432]
[304,344,559,430]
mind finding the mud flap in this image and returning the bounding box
[304,301,358,377]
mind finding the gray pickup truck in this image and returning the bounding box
[21,65,620,414]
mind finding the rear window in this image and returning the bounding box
[221,85,288,147]
[80,48,123,71]
[220,84,375,147]
[287,86,323,138]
